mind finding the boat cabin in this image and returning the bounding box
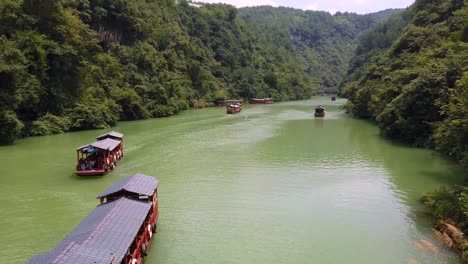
[76,136,123,176]
[226,103,242,114]
[215,99,243,107]
[98,173,159,205]
[249,98,273,104]
[314,105,325,117]
[28,174,159,264]
[96,131,124,142]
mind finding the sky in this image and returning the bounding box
[195,0,415,14]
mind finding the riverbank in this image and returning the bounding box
[0,98,227,145]
[422,187,468,262]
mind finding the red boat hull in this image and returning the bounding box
[76,169,107,176]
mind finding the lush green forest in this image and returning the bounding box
[341,0,467,258]
[342,0,467,170]
[0,0,395,144]
[239,7,399,93]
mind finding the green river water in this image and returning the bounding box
[0,98,465,264]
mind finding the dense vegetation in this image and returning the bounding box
[0,0,395,144]
[239,7,399,93]
[341,0,467,259]
[339,10,410,89]
[342,0,467,169]
[422,186,468,260]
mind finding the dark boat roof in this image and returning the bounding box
[76,138,121,151]
[96,131,124,140]
[28,197,151,264]
[97,173,158,198]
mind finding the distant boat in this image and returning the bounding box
[215,99,243,107]
[75,131,124,176]
[227,103,242,114]
[314,105,325,117]
[249,98,273,104]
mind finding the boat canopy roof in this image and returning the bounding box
[97,173,158,198]
[76,138,121,152]
[27,197,151,264]
[96,131,124,140]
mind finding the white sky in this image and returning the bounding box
[195,0,415,14]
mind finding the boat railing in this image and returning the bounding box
[125,217,153,264]
[151,198,159,224]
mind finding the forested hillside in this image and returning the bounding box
[342,1,467,256]
[339,10,410,89]
[342,0,467,169]
[0,0,398,144]
[0,0,260,143]
[239,7,399,93]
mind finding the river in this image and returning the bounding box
[0,98,464,264]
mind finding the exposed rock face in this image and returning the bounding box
[405,258,420,264]
[444,223,463,243]
[420,239,439,255]
[432,220,467,261]
[433,228,453,248]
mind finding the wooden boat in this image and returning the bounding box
[314,105,325,117]
[28,173,159,264]
[76,131,124,176]
[226,103,242,114]
[215,99,243,107]
[96,131,124,142]
[331,96,336,101]
[249,98,273,104]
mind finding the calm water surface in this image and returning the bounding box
[0,98,464,264]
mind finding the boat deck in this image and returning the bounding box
[28,174,159,264]
[28,197,152,264]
